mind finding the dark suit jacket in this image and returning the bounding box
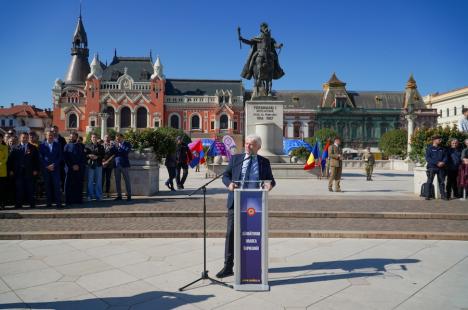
[8,143,40,177]
[112,141,132,168]
[39,141,62,172]
[222,153,276,209]
[63,142,85,170]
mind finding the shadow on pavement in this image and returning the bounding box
[0,291,214,310]
[342,173,412,177]
[270,258,420,273]
[341,189,395,193]
[270,271,383,286]
[269,258,420,286]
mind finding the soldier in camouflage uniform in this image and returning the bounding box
[328,137,343,192]
[363,147,375,181]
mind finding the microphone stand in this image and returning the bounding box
[178,155,252,291]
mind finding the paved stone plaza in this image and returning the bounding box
[0,167,467,309]
[0,238,467,310]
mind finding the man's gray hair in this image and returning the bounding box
[246,134,262,147]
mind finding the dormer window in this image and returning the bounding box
[335,97,347,108]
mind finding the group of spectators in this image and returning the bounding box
[0,126,132,209]
[424,135,468,200]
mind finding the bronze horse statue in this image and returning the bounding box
[238,23,284,98]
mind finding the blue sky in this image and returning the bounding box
[0,0,467,109]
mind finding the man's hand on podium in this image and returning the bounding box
[228,182,238,191]
[263,182,273,191]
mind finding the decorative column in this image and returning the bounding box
[287,120,294,138]
[114,111,120,132]
[131,111,136,129]
[99,113,109,139]
[406,114,417,159]
[302,121,309,138]
[228,117,233,134]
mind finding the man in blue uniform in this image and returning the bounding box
[51,125,67,192]
[64,132,85,205]
[446,138,462,199]
[8,132,40,208]
[39,130,63,208]
[112,133,132,201]
[424,135,448,200]
[216,134,276,278]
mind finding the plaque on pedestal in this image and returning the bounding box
[245,100,284,162]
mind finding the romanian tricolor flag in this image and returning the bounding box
[304,142,320,170]
[321,141,330,171]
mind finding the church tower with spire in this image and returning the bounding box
[52,8,244,140]
[64,10,90,84]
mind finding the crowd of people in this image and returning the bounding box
[0,126,132,209]
[423,135,468,200]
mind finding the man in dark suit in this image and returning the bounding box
[8,132,40,208]
[112,133,132,201]
[64,132,85,205]
[216,134,276,278]
[51,125,67,191]
[39,130,63,208]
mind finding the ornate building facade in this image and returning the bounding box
[276,73,438,148]
[423,86,468,129]
[52,12,438,149]
[52,13,244,140]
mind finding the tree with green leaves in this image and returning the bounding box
[290,146,310,160]
[85,128,118,142]
[379,129,407,159]
[123,128,190,162]
[305,128,338,148]
[410,126,468,164]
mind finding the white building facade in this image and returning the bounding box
[424,87,468,129]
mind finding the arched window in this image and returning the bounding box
[170,114,180,129]
[106,106,115,128]
[191,114,200,130]
[220,114,228,130]
[136,107,147,128]
[68,113,77,128]
[120,107,131,128]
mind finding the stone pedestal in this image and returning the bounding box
[108,149,159,196]
[245,99,284,162]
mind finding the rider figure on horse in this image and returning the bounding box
[239,22,285,97]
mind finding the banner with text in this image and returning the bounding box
[240,190,263,285]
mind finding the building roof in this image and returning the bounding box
[0,103,52,118]
[348,91,405,109]
[102,57,153,82]
[274,90,412,110]
[72,15,88,47]
[326,72,346,87]
[165,79,243,96]
[274,91,323,109]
